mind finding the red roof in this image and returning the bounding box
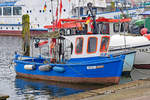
[44,21,81,29]
[96,17,131,22]
[44,17,131,29]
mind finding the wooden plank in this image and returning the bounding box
[0,94,9,100]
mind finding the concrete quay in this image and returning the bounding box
[54,79,150,100]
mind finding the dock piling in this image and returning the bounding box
[22,14,30,56]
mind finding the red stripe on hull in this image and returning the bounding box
[0,30,48,36]
[16,72,120,84]
[0,30,22,36]
[134,64,150,69]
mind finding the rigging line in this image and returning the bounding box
[51,0,54,24]
[123,23,127,50]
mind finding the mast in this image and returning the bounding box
[87,2,98,34]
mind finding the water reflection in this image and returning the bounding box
[15,77,109,99]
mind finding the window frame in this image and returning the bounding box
[100,36,110,53]
[13,7,22,15]
[3,7,11,16]
[113,23,120,33]
[101,23,109,34]
[75,37,84,55]
[87,36,98,54]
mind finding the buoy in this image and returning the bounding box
[24,65,35,70]
[140,28,148,35]
[53,66,65,73]
[144,34,150,40]
[39,65,52,72]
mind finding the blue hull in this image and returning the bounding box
[14,55,125,84]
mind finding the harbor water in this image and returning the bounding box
[0,36,132,100]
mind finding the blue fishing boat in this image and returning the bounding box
[14,33,125,84]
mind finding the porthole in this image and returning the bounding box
[12,27,14,29]
[49,10,51,12]
[30,10,32,13]
[64,9,66,12]
[39,10,41,13]
[27,10,29,13]
[6,27,8,29]
[18,27,20,30]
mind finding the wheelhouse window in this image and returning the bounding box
[113,23,120,32]
[0,8,2,15]
[120,23,129,32]
[3,7,11,15]
[100,36,110,52]
[98,23,109,34]
[13,7,22,15]
[120,23,125,32]
[102,23,109,34]
[75,37,83,54]
[87,37,97,53]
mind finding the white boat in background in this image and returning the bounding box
[71,0,144,20]
[0,0,145,36]
[110,34,150,68]
[105,18,150,69]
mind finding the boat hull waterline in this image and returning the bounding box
[16,72,120,84]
